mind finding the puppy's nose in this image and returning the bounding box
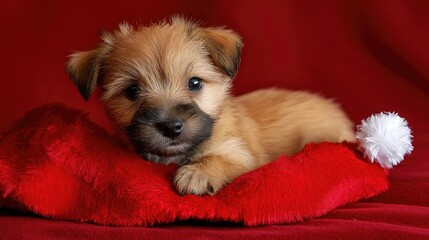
[157,118,184,138]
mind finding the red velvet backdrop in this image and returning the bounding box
[1,1,428,133]
[1,0,429,239]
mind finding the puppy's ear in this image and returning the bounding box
[66,23,132,100]
[66,48,105,100]
[201,28,243,78]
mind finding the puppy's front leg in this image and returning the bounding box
[174,154,251,195]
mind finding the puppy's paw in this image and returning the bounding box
[174,164,225,196]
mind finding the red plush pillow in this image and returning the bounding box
[0,104,388,226]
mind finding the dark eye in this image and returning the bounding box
[188,77,203,91]
[125,84,140,100]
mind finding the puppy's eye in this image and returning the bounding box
[125,84,140,100]
[188,77,203,91]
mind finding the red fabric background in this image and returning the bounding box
[1,0,428,239]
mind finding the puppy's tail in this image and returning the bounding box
[355,112,413,169]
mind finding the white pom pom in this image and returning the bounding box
[356,112,413,169]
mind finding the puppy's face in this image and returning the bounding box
[67,17,242,164]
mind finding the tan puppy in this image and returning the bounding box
[67,17,355,195]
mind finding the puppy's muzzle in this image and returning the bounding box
[127,103,214,165]
[156,118,185,139]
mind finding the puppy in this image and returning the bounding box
[66,17,355,195]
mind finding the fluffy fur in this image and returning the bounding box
[66,17,355,195]
[0,104,388,226]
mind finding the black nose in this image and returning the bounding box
[157,118,184,138]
